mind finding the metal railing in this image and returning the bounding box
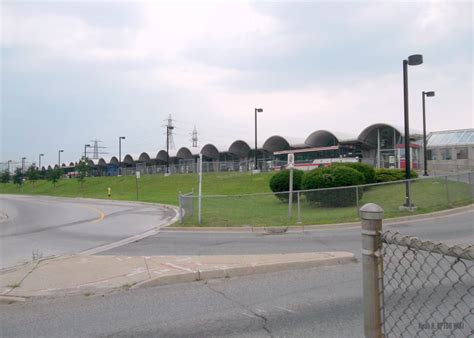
[360,204,473,338]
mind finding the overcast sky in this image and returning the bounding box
[1,0,472,166]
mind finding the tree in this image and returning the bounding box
[76,157,90,188]
[12,168,23,187]
[25,165,39,186]
[0,170,11,183]
[47,168,62,187]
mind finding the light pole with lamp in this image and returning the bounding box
[402,54,423,209]
[21,157,26,173]
[422,91,435,176]
[254,108,263,172]
[84,144,91,160]
[119,136,125,175]
[58,150,64,168]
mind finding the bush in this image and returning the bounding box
[333,162,376,184]
[269,169,304,202]
[302,166,364,207]
[375,168,418,183]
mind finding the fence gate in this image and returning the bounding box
[360,203,473,338]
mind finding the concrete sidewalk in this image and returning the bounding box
[0,252,355,300]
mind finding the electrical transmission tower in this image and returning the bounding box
[89,139,107,159]
[191,125,198,148]
[164,114,175,150]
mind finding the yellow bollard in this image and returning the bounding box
[107,187,111,198]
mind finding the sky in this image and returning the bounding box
[1,0,472,167]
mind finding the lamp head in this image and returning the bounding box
[426,91,435,97]
[40,154,44,156]
[59,150,64,153]
[255,108,263,113]
[120,136,126,140]
[86,144,91,147]
[407,54,423,66]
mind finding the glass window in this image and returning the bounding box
[439,148,452,160]
[456,147,468,160]
[426,149,434,160]
[457,131,472,144]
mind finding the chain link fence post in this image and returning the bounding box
[360,203,384,338]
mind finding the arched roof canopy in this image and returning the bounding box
[110,157,119,165]
[98,158,107,166]
[228,140,251,157]
[87,160,95,167]
[123,154,134,164]
[201,144,219,160]
[263,135,291,152]
[358,123,403,146]
[69,162,75,167]
[305,130,339,147]
[156,150,168,162]
[139,152,151,162]
[176,147,193,159]
[47,165,52,170]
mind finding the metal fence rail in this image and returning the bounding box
[381,231,473,338]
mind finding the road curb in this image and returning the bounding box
[0,295,26,304]
[132,252,356,289]
[163,204,473,232]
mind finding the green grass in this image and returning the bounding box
[0,173,471,227]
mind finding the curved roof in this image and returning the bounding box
[262,135,305,152]
[228,140,251,157]
[358,123,404,144]
[123,154,135,164]
[110,156,119,165]
[139,152,151,162]
[305,130,357,146]
[156,150,168,162]
[176,147,194,159]
[69,162,75,166]
[98,158,107,166]
[201,143,220,159]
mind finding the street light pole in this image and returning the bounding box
[422,91,435,176]
[84,144,91,160]
[254,108,263,171]
[22,157,26,173]
[119,136,125,175]
[39,154,44,169]
[402,54,423,208]
[58,150,64,168]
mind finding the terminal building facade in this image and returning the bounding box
[5,124,471,175]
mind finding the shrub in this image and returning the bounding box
[375,168,418,183]
[0,170,10,183]
[302,166,364,207]
[269,169,304,202]
[333,162,376,184]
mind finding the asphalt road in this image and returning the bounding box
[0,195,177,269]
[102,209,474,258]
[1,206,472,337]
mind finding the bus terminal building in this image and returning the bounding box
[13,124,472,176]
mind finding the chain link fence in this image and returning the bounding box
[179,172,473,226]
[381,231,473,337]
[360,204,473,338]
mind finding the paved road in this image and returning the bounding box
[1,264,363,338]
[0,195,177,269]
[103,209,474,258]
[1,208,471,337]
